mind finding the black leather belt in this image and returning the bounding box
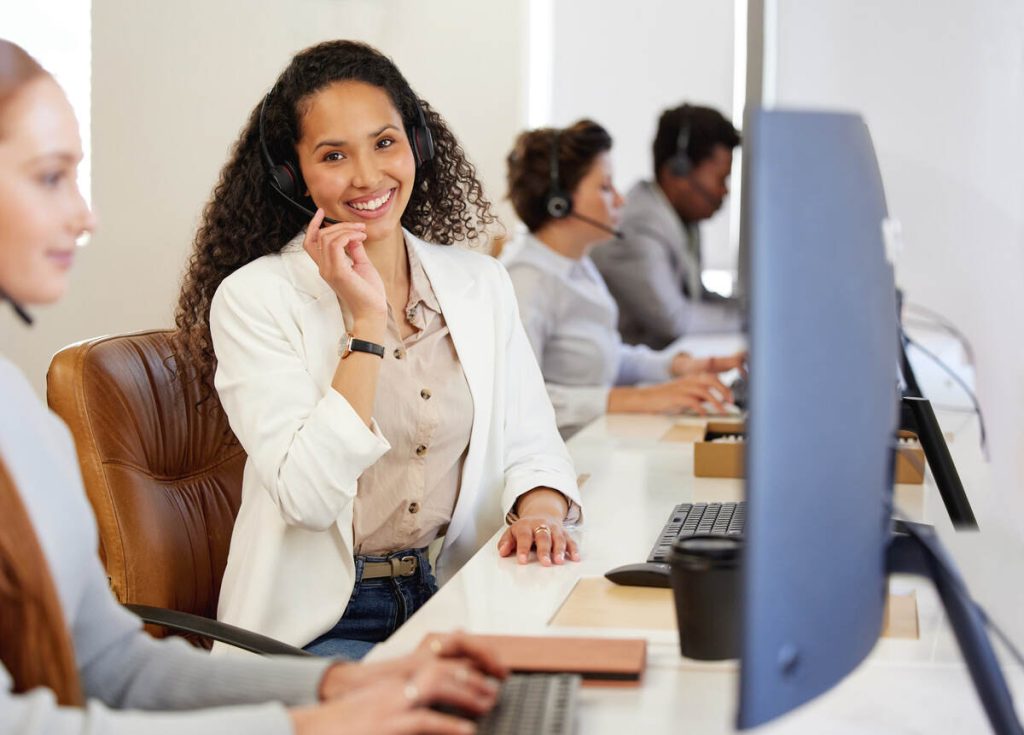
[361,555,419,580]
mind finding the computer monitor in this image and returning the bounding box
[738,108,1021,732]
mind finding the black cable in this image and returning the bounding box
[904,302,976,364]
[903,334,988,456]
[892,517,1024,686]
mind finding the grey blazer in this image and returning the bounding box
[590,180,740,349]
[0,356,332,735]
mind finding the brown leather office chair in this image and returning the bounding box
[47,329,305,655]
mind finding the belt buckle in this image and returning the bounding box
[389,555,417,577]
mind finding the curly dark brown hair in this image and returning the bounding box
[175,39,495,394]
[506,119,612,232]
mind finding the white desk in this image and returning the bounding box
[369,347,1024,732]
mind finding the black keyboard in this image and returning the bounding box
[647,501,746,563]
[459,673,580,735]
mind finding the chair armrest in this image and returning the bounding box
[125,604,313,657]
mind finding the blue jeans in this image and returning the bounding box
[303,548,437,660]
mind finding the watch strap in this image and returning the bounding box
[340,335,385,359]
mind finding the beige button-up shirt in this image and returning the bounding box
[348,239,473,555]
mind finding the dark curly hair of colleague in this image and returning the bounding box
[175,40,496,395]
[506,118,612,232]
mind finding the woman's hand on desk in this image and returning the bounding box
[607,375,733,415]
[497,488,581,566]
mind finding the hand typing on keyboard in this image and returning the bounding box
[292,660,499,735]
[433,674,581,735]
[307,631,508,734]
[608,373,734,415]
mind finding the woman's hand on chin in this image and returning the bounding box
[303,208,387,326]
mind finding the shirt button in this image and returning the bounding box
[393,348,404,359]
[408,502,420,514]
[415,444,428,457]
[420,388,432,400]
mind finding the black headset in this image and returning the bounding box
[667,104,694,178]
[258,85,436,222]
[0,288,32,325]
[541,128,622,239]
[543,129,573,220]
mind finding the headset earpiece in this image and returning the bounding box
[259,92,308,202]
[269,160,303,200]
[668,104,694,178]
[668,148,692,178]
[545,191,572,218]
[408,100,436,167]
[543,128,573,219]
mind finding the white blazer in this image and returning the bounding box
[209,230,581,649]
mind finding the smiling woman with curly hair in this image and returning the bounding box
[174,40,583,660]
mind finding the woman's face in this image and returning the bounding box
[571,151,623,239]
[295,80,417,244]
[0,76,93,305]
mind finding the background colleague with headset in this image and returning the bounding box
[590,103,742,349]
[173,40,583,660]
[0,37,506,735]
[502,120,744,439]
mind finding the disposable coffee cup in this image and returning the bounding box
[669,534,743,660]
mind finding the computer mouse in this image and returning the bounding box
[604,562,672,588]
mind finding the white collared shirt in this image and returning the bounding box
[502,232,675,437]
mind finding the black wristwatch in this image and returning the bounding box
[339,334,386,360]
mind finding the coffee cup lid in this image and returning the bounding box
[671,534,743,565]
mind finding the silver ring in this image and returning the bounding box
[403,682,420,704]
[534,524,552,536]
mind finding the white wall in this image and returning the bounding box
[0,2,91,202]
[545,0,737,270]
[5,0,528,395]
[771,0,1024,641]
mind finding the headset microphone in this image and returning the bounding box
[0,288,33,325]
[543,129,624,239]
[568,211,624,239]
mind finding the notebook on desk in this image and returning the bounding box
[424,632,647,686]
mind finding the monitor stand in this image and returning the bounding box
[900,395,978,529]
[888,521,1022,734]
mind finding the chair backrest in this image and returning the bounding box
[46,330,245,633]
